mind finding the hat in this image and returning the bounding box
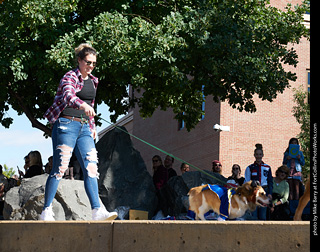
[212,160,221,165]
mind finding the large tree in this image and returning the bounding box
[0,0,309,133]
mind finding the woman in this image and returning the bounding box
[283,137,305,200]
[244,144,273,220]
[152,155,168,190]
[270,165,290,220]
[18,151,43,179]
[40,43,117,221]
[226,164,244,188]
[24,151,43,178]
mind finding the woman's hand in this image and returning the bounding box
[80,103,96,117]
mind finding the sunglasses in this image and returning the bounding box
[152,159,160,163]
[83,59,97,67]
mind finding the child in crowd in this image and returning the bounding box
[244,144,273,220]
[283,137,305,200]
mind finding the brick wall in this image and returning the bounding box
[111,0,309,178]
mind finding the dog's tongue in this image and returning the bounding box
[258,200,269,207]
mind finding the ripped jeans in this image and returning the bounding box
[43,117,100,210]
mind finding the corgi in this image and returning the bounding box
[188,180,271,220]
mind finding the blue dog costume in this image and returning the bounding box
[188,184,236,220]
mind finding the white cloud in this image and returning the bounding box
[0,130,49,147]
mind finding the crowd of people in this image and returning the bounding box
[0,136,307,221]
[152,137,307,221]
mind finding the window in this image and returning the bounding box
[178,85,205,130]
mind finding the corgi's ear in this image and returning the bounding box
[251,180,260,188]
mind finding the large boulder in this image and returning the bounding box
[96,126,157,219]
[4,174,103,220]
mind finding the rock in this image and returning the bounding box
[96,126,157,219]
[4,174,104,220]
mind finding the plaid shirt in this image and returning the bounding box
[44,67,99,132]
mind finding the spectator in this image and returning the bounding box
[5,175,19,192]
[164,155,177,179]
[283,137,305,200]
[244,143,273,220]
[23,154,30,174]
[63,167,74,180]
[44,156,53,174]
[69,153,83,180]
[0,165,8,218]
[226,164,245,188]
[152,155,168,190]
[212,160,222,174]
[19,151,43,179]
[180,163,190,174]
[270,165,290,220]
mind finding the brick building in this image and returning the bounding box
[98,0,310,178]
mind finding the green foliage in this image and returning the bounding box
[0,0,309,132]
[2,164,16,178]
[292,86,310,177]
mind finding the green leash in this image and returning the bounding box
[96,115,234,188]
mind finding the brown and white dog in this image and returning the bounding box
[188,180,271,220]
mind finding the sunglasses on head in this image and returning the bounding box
[83,59,97,67]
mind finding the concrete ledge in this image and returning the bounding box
[0,221,310,252]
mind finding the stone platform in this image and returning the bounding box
[0,220,310,252]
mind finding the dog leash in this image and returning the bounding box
[96,115,236,188]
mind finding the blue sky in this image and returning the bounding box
[0,104,112,175]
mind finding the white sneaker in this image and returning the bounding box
[40,206,55,221]
[92,207,118,221]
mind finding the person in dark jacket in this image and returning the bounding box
[19,151,43,179]
[152,155,168,190]
[164,155,177,179]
